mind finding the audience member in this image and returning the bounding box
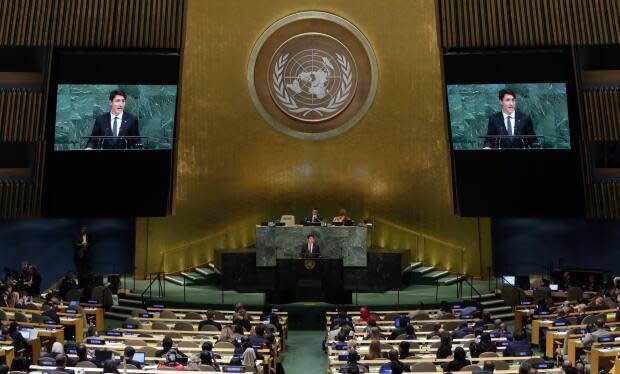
[365,339,382,360]
[399,341,413,359]
[582,318,611,346]
[436,333,452,359]
[55,354,75,374]
[444,346,471,372]
[379,349,410,374]
[470,332,497,358]
[248,324,266,347]
[426,323,443,339]
[198,350,219,371]
[483,360,496,373]
[155,336,187,358]
[216,325,235,343]
[452,321,474,339]
[198,310,222,331]
[121,346,143,369]
[156,349,186,371]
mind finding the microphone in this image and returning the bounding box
[339,247,343,259]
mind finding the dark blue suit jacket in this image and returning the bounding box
[86,112,140,149]
[484,111,537,149]
[300,243,320,258]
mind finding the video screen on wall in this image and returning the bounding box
[54,84,177,151]
[447,83,570,150]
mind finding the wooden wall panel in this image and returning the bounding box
[0,90,43,142]
[0,0,54,46]
[440,0,620,48]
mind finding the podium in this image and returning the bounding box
[266,258,351,304]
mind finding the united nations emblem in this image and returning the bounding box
[248,12,378,140]
[303,259,316,270]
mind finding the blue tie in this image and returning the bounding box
[113,117,119,136]
[506,115,512,136]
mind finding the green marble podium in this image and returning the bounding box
[255,225,368,267]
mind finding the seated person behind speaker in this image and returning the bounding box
[333,209,351,224]
[305,208,322,223]
[85,89,140,150]
[483,89,537,149]
[443,346,470,372]
[300,234,320,258]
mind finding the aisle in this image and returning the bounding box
[282,330,327,373]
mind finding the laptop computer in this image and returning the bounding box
[69,300,80,306]
[133,352,145,364]
[223,367,246,373]
[19,330,30,339]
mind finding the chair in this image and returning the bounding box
[126,339,147,346]
[138,346,158,357]
[198,365,216,371]
[566,287,583,302]
[124,318,143,328]
[418,323,435,332]
[461,364,481,372]
[177,341,198,348]
[429,341,441,349]
[279,215,295,226]
[151,321,170,330]
[200,324,219,332]
[174,321,194,331]
[159,310,177,319]
[214,341,235,349]
[410,312,430,321]
[75,361,97,368]
[264,323,277,333]
[463,334,475,339]
[0,310,7,321]
[443,321,461,331]
[131,309,148,317]
[380,343,394,350]
[212,311,226,320]
[185,312,203,320]
[124,364,139,370]
[411,362,437,372]
[165,332,182,339]
[595,313,608,321]
[582,314,598,325]
[137,334,154,338]
[31,314,45,323]
[91,285,114,312]
[524,357,545,366]
[64,289,83,302]
[479,352,498,358]
[14,312,28,322]
[494,361,509,370]
[384,312,400,321]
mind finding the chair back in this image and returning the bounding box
[524,357,544,366]
[443,321,461,331]
[411,362,437,372]
[581,314,598,325]
[214,341,235,349]
[479,352,498,358]
[383,312,400,322]
[494,361,510,370]
[31,314,44,323]
[137,346,158,357]
[76,361,97,368]
[151,321,170,330]
[14,312,28,322]
[126,339,147,346]
[198,365,216,371]
[200,324,219,332]
[174,321,194,331]
[379,343,394,350]
[177,341,198,348]
[280,215,295,226]
[185,312,203,320]
[125,364,139,370]
[566,287,583,302]
[418,323,435,332]
[124,318,143,328]
[131,309,148,317]
[212,311,226,320]
[410,313,429,321]
[159,310,177,319]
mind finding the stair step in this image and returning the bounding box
[413,266,435,275]
[441,276,461,286]
[424,270,450,280]
[165,275,189,286]
[402,262,423,273]
[484,305,513,313]
[480,299,505,307]
[195,267,217,277]
[180,271,204,281]
[122,291,145,301]
[111,305,145,314]
[479,293,497,300]
[105,311,133,320]
[491,312,515,320]
[119,298,143,307]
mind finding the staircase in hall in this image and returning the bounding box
[106,291,147,321]
[164,265,221,286]
[402,261,514,321]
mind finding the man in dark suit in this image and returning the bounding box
[85,89,140,149]
[300,234,320,258]
[304,208,322,223]
[119,346,143,369]
[198,310,222,331]
[484,89,538,149]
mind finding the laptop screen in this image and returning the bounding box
[133,352,145,364]
[69,300,80,306]
[19,330,30,339]
[549,284,559,291]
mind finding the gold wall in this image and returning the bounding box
[135,0,492,278]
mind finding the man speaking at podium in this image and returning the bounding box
[86,89,140,149]
[300,234,320,258]
[484,89,537,149]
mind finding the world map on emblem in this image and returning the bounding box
[269,33,358,122]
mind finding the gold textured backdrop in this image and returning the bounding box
[135,0,492,278]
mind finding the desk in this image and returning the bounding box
[256,225,368,267]
[0,346,14,367]
[268,258,350,304]
[590,347,619,374]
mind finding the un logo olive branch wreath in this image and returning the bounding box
[272,52,353,117]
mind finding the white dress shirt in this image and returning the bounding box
[110,111,124,136]
[503,111,514,135]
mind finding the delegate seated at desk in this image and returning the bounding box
[304,208,322,223]
[332,208,350,224]
[300,234,320,258]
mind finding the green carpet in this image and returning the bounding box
[282,330,327,374]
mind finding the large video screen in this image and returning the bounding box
[447,83,570,150]
[54,84,177,151]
